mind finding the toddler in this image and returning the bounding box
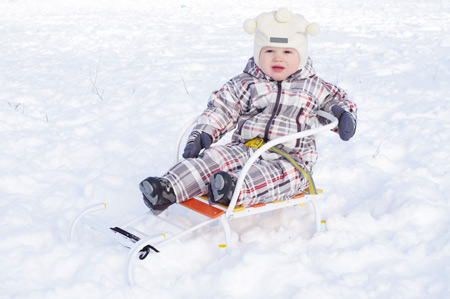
[139,8,357,213]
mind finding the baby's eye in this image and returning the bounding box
[284,50,293,54]
[265,49,274,53]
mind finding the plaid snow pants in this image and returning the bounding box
[163,142,309,206]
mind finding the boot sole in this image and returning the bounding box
[139,180,159,205]
[211,174,225,201]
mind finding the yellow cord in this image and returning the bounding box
[243,138,317,194]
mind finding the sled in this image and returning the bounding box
[68,110,338,285]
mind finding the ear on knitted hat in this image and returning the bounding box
[243,19,257,34]
[243,8,320,70]
[306,22,320,36]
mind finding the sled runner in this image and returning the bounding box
[68,110,338,285]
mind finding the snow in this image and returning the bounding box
[1,0,449,297]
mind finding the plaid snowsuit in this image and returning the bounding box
[164,57,357,206]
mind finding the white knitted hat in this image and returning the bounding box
[243,8,320,70]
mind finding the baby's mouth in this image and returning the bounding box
[272,66,285,72]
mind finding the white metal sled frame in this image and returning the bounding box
[68,110,338,285]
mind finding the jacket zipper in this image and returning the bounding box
[295,107,304,147]
[264,81,283,141]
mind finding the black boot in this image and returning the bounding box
[208,171,236,206]
[139,177,176,213]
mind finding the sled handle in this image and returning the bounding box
[226,110,338,216]
[174,111,338,216]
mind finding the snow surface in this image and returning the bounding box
[1,0,449,298]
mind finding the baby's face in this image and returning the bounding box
[258,47,300,81]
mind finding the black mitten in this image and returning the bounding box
[331,105,356,141]
[183,132,213,158]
